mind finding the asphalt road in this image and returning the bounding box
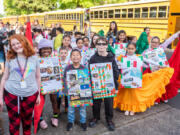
[1,49,180,135]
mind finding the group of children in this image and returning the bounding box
[33,21,180,133]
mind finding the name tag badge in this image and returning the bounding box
[20,80,27,88]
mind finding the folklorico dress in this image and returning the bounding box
[143,32,180,102]
[114,54,174,112]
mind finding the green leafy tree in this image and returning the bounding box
[58,0,139,9]
[4,0,58,15]
[4,0,21,15]
[4,0,139,15]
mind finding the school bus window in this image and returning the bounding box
[128,9,133,18]
[142,8,148,18]
[104,11,108,18]
[95,11,98,18]
[150,7,157,18]
[167,6,169,17]
[122,9,127,18]
[90,12,93,19]
[158,6,166,18]
[71,14,73,20]
[77,13,79,20]
[134,8,140,18]
[108,10,114,18]
[115,9,120,18]
[69,14,71,19]
[74,13,76,20]
[99,11,103,18]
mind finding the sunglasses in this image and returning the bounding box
[96,43,107,46]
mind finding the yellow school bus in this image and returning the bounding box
[28,13,45,26]
[18,15,27,25]
[45,8,85,32]
[167,0,180,48]
[90,0,170,42]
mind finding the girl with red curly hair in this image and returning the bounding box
[0,34,41,135]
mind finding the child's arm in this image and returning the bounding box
[160,31,180,49]
[143,57,159,67]
[112,58,120,90]
[62,66,68,94]
[0,62,9,111]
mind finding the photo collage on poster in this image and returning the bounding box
[40,56,63,95]
[66,68,93,107]
[90,62,116,99]
[144,47,169,72]
[120,56,143,88]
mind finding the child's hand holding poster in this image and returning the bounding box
[144,47,169,72]
[120,56,143,88]
[90,62,116,99]
[114,42,127,57]
[40,56,63,95]
[66,68,93,107]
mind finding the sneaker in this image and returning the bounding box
[51,118,58,127]
[66,122,73,131]
[107,120,115,131]
[80,123,87,131]
[164,100,168,103]
[89,118,98,128]
[40,120,48,129]
[155,102,159,105]
[124,111,129,116]
[130,111,135,116]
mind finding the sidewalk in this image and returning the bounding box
[1,95,180,135]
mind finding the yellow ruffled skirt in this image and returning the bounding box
[114,67,174,112]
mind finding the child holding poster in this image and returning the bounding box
[58,47,69,113]
[61,35,72,60]
[89,37,119,131]
[38,39,61,128]
[64,49,91,131]
[142,31,180,103]
[114,42,174,116]
[113,30,128,58]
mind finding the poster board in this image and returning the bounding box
[90,62,116,99]
[83,48,96,66]
[114,42,127,57]
[120,56,143,88]
[144,47,169,72]
[66,68,93,107]
[40,56,63,95]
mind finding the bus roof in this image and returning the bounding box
[45,8,85,14]
[90,0,169,9]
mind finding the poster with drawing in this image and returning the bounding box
[114,42,127,57]
[90,62,116,99]
[66,68,93,107]
[40,56,63,95]
[120,56,143,88]
[144,47,169,72]
[82,48,96,66]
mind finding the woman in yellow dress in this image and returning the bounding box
[114,42,174,116]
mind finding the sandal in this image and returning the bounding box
[40,120,48,129]
[51,118,59,127]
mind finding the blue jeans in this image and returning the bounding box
[68,106,86,123]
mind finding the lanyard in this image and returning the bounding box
[16,57,28,81]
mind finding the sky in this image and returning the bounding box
[0,0,4,14]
